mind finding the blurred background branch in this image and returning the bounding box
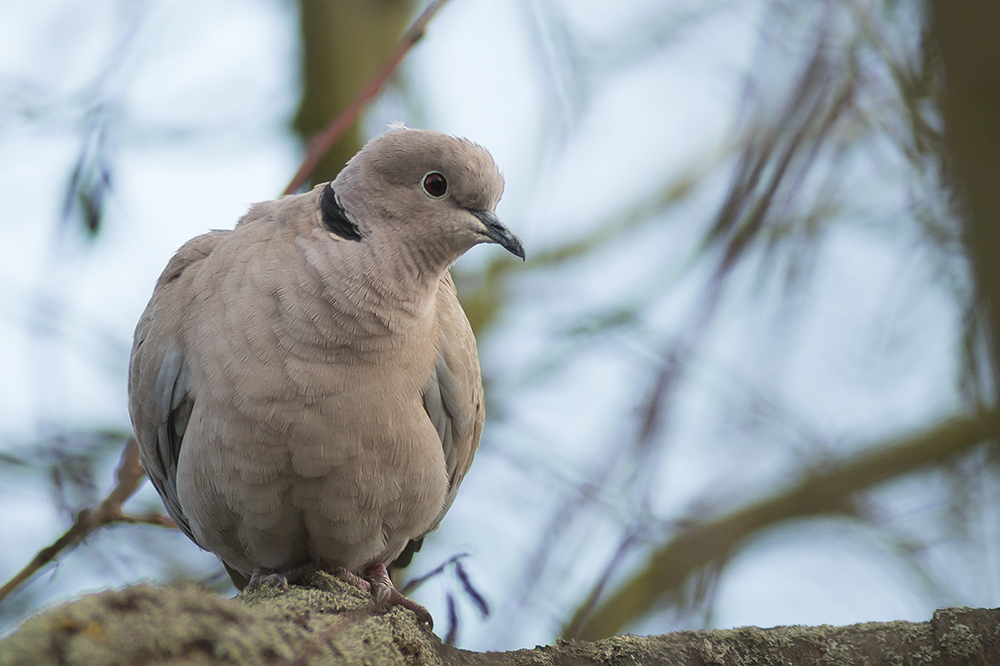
[0,439,173,605]
[284,0,449,194]
[291,0,412,186]
[929,0,1000,397]
[569,411,999,640]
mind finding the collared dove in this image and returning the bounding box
[128,127,524,625]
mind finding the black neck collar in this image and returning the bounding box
[320,183,362,241]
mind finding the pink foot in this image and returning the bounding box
[337,563,434,628]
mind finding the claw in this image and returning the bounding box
[245,568,289,592]
[243,564,315,592]
[336,563,434,628]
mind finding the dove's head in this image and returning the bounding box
[327,126,524,270]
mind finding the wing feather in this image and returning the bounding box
[420,272,485,533]
[128,231,226,543]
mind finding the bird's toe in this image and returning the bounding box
[244,568,289,592]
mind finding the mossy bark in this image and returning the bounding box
[2,575,998,665]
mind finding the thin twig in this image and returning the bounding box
[400,552,468,593]
[0,438,174,605]
[283,0,451,195]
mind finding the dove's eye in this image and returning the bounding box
[422,172,448,198]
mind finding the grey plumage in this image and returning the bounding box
[128,128,523,612]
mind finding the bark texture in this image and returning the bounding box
[1,576,998,665]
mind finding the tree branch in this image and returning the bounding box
[0,439,174,605]
[930,0,1000,392]
[283,0,450,195]
[568,411,999,641]
[1,579,997,665]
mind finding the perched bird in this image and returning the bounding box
[127,127,523,625]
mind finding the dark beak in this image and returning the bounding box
[471,210,525,260]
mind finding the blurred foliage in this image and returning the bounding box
[459,0,1000,643]
[62,105,114,239]
[571,413,999,639]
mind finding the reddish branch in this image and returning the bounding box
[0,439,174,604]
[283,0,451,195]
